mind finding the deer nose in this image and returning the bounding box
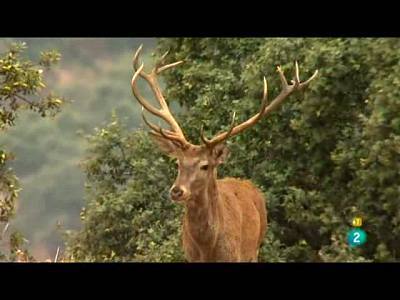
[170,186,184,199]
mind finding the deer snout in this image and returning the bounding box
[170,186,188,202]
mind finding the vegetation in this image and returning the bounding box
[66,38,400,262]
[0,41,65,260]
[0,38,156,259]
[65,118,184,261]
[1,38,399,262]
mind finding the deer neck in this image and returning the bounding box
[185,170,221,247]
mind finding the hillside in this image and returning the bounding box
[0,38,157,259]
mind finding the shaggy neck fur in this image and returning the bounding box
[184,169,222,258]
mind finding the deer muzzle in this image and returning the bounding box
[170,185,189,202]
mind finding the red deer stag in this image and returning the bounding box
[131,45,318,262]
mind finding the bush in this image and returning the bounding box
[67,38,400,262]
[0,41,65,261]
[65,116,184,261]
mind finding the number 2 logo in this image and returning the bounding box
[348,228,367,247]
[353,232,360,244]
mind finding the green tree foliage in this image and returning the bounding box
[0,42,64,260]
[0,42,64,129]
[67,38,400,262]
[65,116,184,261]
[0,38,156,259]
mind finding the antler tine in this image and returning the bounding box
[200,125,212,145]
[277,65,288,88]
[160,49,170,61]
[200,63,318,147]
[294,61,300,86]
[224,111,237,140]
[133,44,144,72]
[250,76,269,124]
[131,45,189,146]
[131,63,164,118]
[149,129,187,147]
[158,127,184,145]
[141,106,166,133]
[290,61,302,87]
[201,77,268,147]
[300,69,318,88]
[154,48,184,74]
[141,107,187,145]
[201,111,237,146]
[260,63,318,117]
[153,49,169,71]
[156,61,184,74]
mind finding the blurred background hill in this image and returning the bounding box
[0,38,156,259]
[2,38,399,262]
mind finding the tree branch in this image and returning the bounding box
[15,94,34,106]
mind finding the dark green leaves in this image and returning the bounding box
[0,42,65,130]
[69,38,400,262]
[0,41,66,261]
[65,117,184,262]
[154,38,400,262]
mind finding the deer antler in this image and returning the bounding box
[200,62,318,147]
[131,45,189,147]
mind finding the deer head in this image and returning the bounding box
[131,45,318,203]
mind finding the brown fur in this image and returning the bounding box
[151,138,268,262]
[182,177,267,262]
[130,46,317,262]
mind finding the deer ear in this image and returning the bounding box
[213,144,230,164]
[150,134,180,157]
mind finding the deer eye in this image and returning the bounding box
[200,164,209,171]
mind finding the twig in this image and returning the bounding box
[15,94,34,106]
[2,223,9,238]
[116,142,127,161]
[10,97,17,108]
[54,246,60,262]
